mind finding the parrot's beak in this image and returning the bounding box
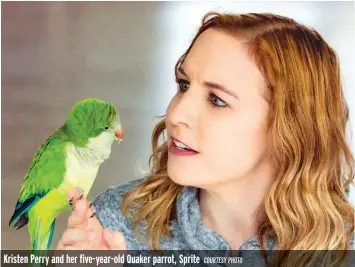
[115,127,123,142]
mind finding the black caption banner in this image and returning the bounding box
[1,250,355,267]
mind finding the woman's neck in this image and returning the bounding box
[198,163,275,249]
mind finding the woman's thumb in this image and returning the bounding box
[102,228,127,250]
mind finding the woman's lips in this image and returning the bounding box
[168,141,199,156]
[173,137,198,151]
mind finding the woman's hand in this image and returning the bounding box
[56,187,127,250]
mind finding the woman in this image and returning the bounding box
[57,12,355,266]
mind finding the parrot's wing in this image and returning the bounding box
[9,130,67,228]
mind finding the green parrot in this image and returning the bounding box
[9,98,123,251]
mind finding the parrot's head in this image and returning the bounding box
[62,98,123,152]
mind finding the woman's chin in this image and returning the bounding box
[169,176,192,187]
[168,170,209,188]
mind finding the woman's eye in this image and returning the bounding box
[176,79,190,92]
[209,93,228,108]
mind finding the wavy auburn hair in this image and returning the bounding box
[121,12,355,266]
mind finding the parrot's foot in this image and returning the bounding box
[90,205,96,218]
[67,187,84,205]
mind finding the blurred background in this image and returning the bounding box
[2,1,354,249]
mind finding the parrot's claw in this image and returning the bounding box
[77,187,84,199]
[67,187,84,205]
[89,202,93,208]
[90,205,96,218]
[68,197,74,205]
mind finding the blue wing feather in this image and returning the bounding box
[9,194,44,228]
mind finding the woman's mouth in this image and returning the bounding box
[169,138,199,156]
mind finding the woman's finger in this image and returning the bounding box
[59,228,89,246]
[67,187,89,228]
[57,230,107,250]
[102,228,127,250]
[67,199,91,228]
[62,245,86,250]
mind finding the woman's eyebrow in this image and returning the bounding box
[177,66,189,78]
[204,81,239,100]
[177,66,239,100]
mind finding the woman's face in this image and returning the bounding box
[166,29,272,188]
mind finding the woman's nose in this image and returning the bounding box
[168,90,198,129]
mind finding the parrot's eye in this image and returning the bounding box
[104,126,109,130]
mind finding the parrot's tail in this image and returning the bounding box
[31,218,56,251]
[9,195,43,229]
[30,218,56,267]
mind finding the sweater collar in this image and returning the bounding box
[175,185,277,250]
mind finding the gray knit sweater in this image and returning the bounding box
[92,178,354,265]
[92,178,274,250]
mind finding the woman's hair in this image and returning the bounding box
[121,12,355,266]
